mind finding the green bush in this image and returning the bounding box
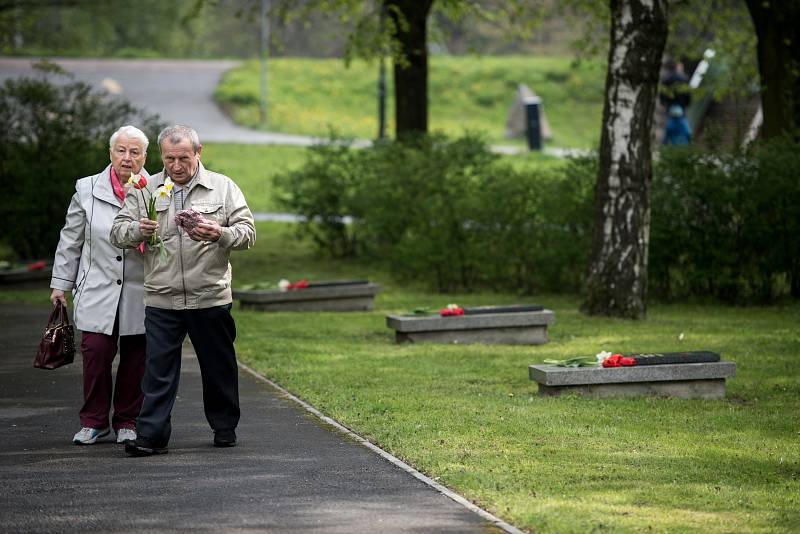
[275,133,594,293]
[471,157,595,293]
[274,141,361,257]
[650,138,800,302]
[0,62,163,260]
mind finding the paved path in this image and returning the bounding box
[0,57,539,155]
[0,57,319,145]
[0,304,505,533]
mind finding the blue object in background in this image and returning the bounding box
[664,104,692,145]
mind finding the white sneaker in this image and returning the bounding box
[72,427,110,445]
[116,428,137,444]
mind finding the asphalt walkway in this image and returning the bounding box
[0,304,506,533]
[0,57,545,155]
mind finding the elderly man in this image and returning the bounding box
[111,125,255,456]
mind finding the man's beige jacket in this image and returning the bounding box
[110,162,256,310]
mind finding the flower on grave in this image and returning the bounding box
[595,350,636,367]
[289,279,309,290]
[439,303,464,317]
[601,353,637,368]
[596,350,613,364]
[279,278,309,291]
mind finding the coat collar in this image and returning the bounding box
[193,161,214,191]
[92,165,120,207]
[93,164,151,208]
[157,161,214,192]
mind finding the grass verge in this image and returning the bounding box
[202,143,308,213]
[229,222,800,534]
[215,56,605,148]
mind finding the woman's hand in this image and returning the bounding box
[50,289,67,307]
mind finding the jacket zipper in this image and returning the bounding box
[177,198,187,307]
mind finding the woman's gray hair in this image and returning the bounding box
[109,125,149,150]
[157,125,201,153]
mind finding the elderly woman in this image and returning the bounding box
[50,125,149,445]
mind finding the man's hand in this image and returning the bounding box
[139,218,159,238]
[50,289,67,307]
[189,221,222,242]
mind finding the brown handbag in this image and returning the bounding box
[34,301,75,370]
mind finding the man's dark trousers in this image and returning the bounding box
[136,304,239,446]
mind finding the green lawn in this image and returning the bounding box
[227,222,799,534]
[202,143,307,213]
[216,56,606,148]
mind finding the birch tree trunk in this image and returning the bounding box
[582,0,667,319]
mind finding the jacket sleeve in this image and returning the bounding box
[110,187,145,249]
[50,184,85,291]
[217,179,256,251]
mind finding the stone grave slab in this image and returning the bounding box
[386,307,555,345]
[234,281,381,312]
[0,262,52,288]
[529,359,736,399]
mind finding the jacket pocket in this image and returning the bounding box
[155,201,173,236]
[192,201,225,224]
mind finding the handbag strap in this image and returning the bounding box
[57,301,71,326]
[48,301,69,329]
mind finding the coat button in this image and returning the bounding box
[116,255,122,261]
[116,279,122,285]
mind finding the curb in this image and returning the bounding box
[237,361,526,534]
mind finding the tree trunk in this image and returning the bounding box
[745,0,800,139]
[582,0,668,319]
[386,0,433,136]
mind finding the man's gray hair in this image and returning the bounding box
[158,125,201,152]
[109,125,149,150]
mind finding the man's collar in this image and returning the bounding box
[163,161,212,190]
[193,161,214,190]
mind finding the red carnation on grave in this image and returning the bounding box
[602,354,637,367]
[27,260,46,271]
[439,306,464,317]
[288,279,309,290]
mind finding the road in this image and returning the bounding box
[0,57,533,154]
[0,57,319,145]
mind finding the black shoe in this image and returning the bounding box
[125,437,168,456]
[213,428,237,448]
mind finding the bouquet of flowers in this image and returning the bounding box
[439,303,464,317]
[174,208,207,232]
[279,278,308,291]
[595,350,637,367]
[128,174,172,262]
